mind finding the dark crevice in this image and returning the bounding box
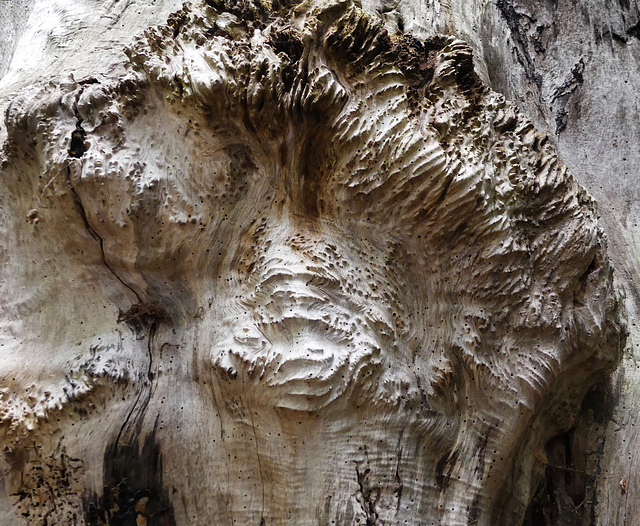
[581,377,619,524]
[523,379,617,526]
[69,87,89,158]
[268,28,304,61]
[610,30,629,44]
[118,302,171,336]
[394,449,403,511]
[355,464,379,526]
[523,430,584,525]
[627,19,640,39]
[551,59,585,103]
[433,172,454,210]
[69,120,87,158]
[550,59,585,134]
[554,109,568,134]
[495,0,543,88]
[84,436,176,525]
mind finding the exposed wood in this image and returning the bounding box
[0,0,629,524]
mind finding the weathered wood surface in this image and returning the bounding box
[370,1,640,523]
[0,0,630,524]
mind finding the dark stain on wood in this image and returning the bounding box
[84,423,176,525]
[435,448,459,489]
[468,492,482,525]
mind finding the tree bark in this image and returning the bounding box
[0,0,630,525]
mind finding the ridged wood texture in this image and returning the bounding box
[0,1,626,524]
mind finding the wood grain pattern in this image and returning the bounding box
[0,1,625,524]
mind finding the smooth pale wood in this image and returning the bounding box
[0,1,626,524]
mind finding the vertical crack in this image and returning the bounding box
[355,464,379,526]
[65,165,142,304]
[66,86,142,305]
[394,447,404,512]
[112,320,157,452]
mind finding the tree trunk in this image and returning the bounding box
[0,0,631,525]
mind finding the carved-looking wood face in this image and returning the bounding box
[0,1,624,524]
